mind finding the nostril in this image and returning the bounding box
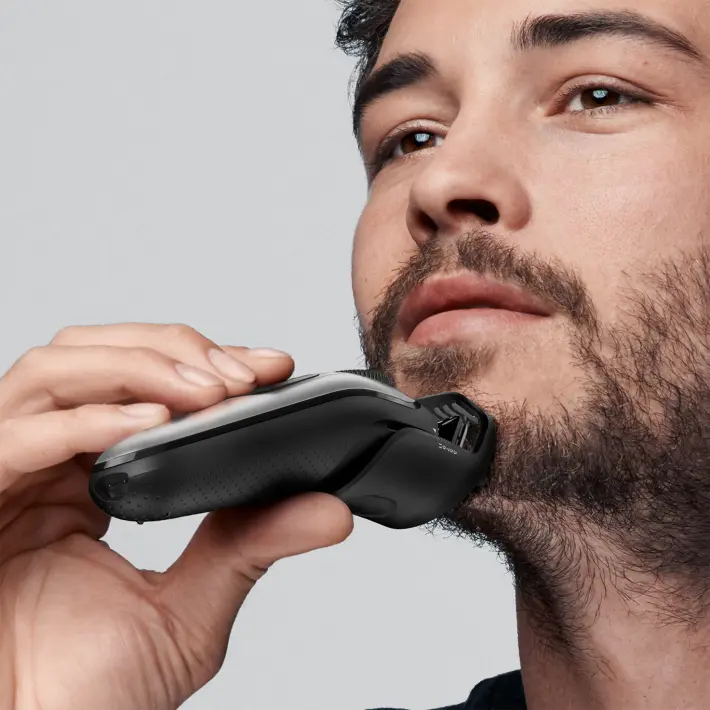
[420,212,437,234]
[450,199,500,224]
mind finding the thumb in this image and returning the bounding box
[155,492,354,675]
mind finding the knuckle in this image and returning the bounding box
[70,403,106,423]
[50,325,84,345]
[128,346,171,371]
[163,323,199,341]
[0,420,20,473]
[162,323,210,349]
[10,345,49,376]
[0,417,19,441]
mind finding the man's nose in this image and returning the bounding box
[405,122,532,246]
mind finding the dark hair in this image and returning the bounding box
[334,0,400,97]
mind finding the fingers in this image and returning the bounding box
[0,403,170,493]
[155,493,354,662]
[0,494,109,562]
[0,345,232,418]
[221,345,295,382]
[50,323,294,388]
[0,324,295,418]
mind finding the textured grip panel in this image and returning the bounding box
[92,394,404,522]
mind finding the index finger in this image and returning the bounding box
[50,323,295,386]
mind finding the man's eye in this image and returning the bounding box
[391,131,444,157]
[560,83,650,115]
[368,129,444,177]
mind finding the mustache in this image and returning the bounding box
[362,228,599,351]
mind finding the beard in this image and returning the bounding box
[358,230,710,648]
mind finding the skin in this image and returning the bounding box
[4,1,710,709]
[0,326,353,709]
[352,0,710,708]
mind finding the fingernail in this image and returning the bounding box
[249,348,291,359]
[208,348,256,383]
[176,362,224,387]
[120,403,166,418]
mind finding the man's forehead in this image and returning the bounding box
[375,0,709,69]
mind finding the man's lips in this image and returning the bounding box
[396,273,555,341]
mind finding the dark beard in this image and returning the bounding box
[357,231,710,651]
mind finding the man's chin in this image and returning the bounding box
[386,341,498,399]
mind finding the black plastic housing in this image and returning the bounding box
[89,370,496,529]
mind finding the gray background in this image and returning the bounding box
[0,2,519,708]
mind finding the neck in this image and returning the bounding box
[517,564,710,710]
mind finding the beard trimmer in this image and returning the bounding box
[89,369,496,529]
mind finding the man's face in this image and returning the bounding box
[353,0,710,407]
[351,0,710,603]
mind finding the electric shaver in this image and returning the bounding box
[89,369,496,530]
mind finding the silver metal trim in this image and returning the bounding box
[95,372,413,465]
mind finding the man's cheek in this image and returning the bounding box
[352,203,413,313]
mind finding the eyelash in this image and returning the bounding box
[366,80,653,177]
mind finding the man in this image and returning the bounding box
[0,0,708,707]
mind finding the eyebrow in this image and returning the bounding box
[352,9,709,145]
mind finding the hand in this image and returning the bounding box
[0,323,354,710]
